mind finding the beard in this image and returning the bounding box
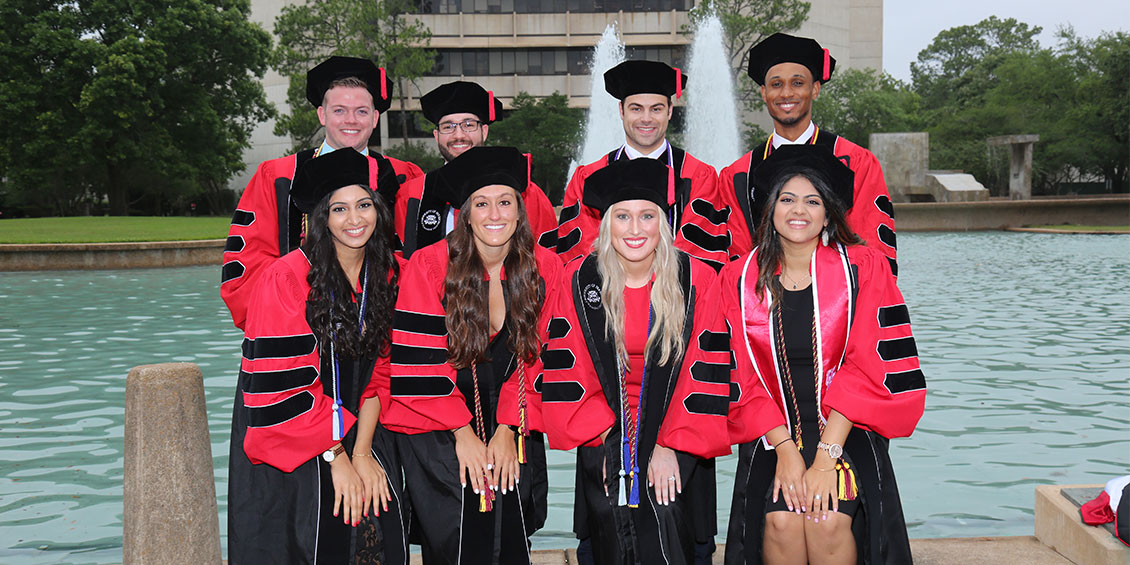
[773,109,809,128]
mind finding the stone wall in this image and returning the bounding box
[0,240,223,271]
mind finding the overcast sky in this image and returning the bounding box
[883,1,1130,83]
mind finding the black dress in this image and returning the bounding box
[396,323,548,565]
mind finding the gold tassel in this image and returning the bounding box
[479,482,496,512]
[796,436,804,452]
[836,460,858,501]
[517,433,527,464]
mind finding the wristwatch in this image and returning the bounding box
[322,443,345,463]
[817,441,843,459]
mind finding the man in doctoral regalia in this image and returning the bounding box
[221,56,424,329]
[717,33,898,274]
[555,60,729,269]
[393,80,558,258]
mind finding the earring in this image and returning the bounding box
[821,229,830,246]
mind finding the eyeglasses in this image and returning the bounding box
[436,119,483,134]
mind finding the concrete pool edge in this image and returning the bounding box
[0,239,224,271]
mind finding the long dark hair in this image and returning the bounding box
[302,185,399,358]
[753,166,862,304]
[444,190,543,369]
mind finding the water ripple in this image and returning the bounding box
[0,233,1126,561]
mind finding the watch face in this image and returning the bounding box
[828,444,843,459]
[322,450,334,462]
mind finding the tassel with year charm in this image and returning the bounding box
[479,475,496,512]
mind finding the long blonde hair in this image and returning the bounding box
[594,213,686,370]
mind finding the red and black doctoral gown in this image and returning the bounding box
[227,249,409,565]
[716,129,898,275]
[681,242,925,565]
[541,251,726,565]
[221,149,423,329]
[555,144,730,269]
[384,240,562,565]
[394,172,558,259]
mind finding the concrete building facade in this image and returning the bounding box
[232,0,882,190]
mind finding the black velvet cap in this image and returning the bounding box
[750,144,854,222]
[432,146,528,209]
[582,158,673,216]
[420,81,504,125]
[290,148,371,214]
[747,33,836,86]
[305,56,394,112]
[604,60,687,100]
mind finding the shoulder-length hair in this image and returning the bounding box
[594,211,685,369]
[444,189,544,369]
[753,166,862,305]
[302,185,399,359]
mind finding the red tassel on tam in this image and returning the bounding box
[822,49,831,81]
[379,67,388,100]
[525,153,532,186]
[488,90,496,121]
[674,67,683,99]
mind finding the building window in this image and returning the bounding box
[431,47,685,76]
[413,0,689,13]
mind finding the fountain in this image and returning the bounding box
[683,14,742,170]
[570,24,626,176]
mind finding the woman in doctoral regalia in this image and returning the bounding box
[541,158,728,565]
[679,144,926,564]
[383,146,562,564]
[228,148,408,564]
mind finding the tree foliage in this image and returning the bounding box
[272,0,434,150]
[913,18,1128,194]
[0,0,273,216]
[487,93,584,205]
[812,68,923,148]
[684,0,810,142]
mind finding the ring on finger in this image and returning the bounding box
[788,484,795,490]
[668,476,677,482]
[814,494,821,500]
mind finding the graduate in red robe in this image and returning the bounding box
[228,148,408,564]
[676,145,925,564]
[715,34,898,275]
[542,158,726,565]
[394,81,557,258]
[222,56,423,330]
[556,61,729,270]
[384,147,563,564]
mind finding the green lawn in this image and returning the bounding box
[0,216,231,243]
[1027,225,1130,232]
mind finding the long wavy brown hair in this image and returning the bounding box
[753,166,862,305]
[302,185,399,358]
[444,189,544,369]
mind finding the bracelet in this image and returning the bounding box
[815,467,835,472]
[773,437,793,449]
[352,452,372,458]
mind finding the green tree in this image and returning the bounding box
[911,16,1042,111]
[0,0,274,216]
[1060,31,1129,190]
[488,92,584,205]
[684,0,810,141]
[273,0,434,151]
[812,68,923,148]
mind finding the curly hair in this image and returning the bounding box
[753,166,862,305]
[302,185,399,358]
[443,190,544,369]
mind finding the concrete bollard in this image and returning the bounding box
[123,363,222,564]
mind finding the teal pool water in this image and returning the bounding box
[1,232,1127,563]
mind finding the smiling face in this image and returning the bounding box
[607,199,663,274]
[317,86,378,152]
[466,184,520,255]
[772,175,827,249]
[326,184,377,254]
[620,93,672,154]
[760,62,821,132]
[434,112,489,162]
